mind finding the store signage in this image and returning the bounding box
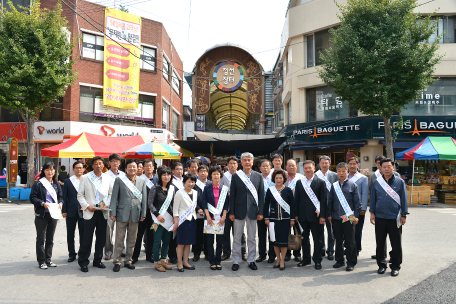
[7,137,18,183]
[196,115,205,131]
[213,61,244,92]
[36,126,65,135]
[0,123,27,142]
[373,117,456,140]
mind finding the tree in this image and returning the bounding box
[318,0,441,160]
[118,5,129,13]
[0,1,77,187]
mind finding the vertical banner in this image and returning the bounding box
[103,8,141,109]
[7,137,18,183]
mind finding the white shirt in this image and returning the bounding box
[305,175,314,187]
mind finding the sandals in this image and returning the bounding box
[210,265,217,270]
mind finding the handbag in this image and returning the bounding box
[288,224,302,251]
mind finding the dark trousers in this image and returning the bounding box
[322,220,335,254]
[257,219,275,259]
[35,213,58,265]
[168,233,177,259]
[355,214,365,252]
[206,234,223,265]
[286,222,302,258]
[133,209,153,259]
[300,221,323,264]
[78,211,107,267]
[333,219,357,267]
[66,215,84,258]
[222,216,246,256]
[375,217,402,270]
[193,218,207,257]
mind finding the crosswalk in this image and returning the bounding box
[0,202,34,213]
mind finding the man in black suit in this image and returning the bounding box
[192,163,211,261]
[294,160,327,270]
[229,152,265,271]
[62,161,85,263]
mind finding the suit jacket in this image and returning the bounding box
[294,176,328,223]
[201,183,229,220]
[62,178,83,218]
[77,173,114,220]
[30,179,64,218]
[194,180,211,211]
[229,170,265,220]
[110,176,148,223]
[173,188,198,221]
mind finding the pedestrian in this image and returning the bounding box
[58,165,69,186]
[173,173,199,272]
[136,161,144,177]
[30,162,63,269]
[264,169,295,270]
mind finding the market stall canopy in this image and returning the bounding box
[41,133,149,158]
[122,142,181,159]
[171,144,194,158]
[396,137,456,160]
[173,137,287,156]
[191,131,276,141]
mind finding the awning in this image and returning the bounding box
[381,141,420,149]
[396,137,456,160]
[290,141,366,151]
[190,131,276,141]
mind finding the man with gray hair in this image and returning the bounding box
[229,152,265,271]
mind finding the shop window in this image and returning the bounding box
[141,46,156,71]
[0,107,24,122]
[306,29,333,68]
[306,86,353,122]
[82,33,104,61]
[40,97,63,121]
[172,110,179,137]
[172,69,180,93]
[162,102,169,129]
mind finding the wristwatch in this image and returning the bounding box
[401,215,407,218]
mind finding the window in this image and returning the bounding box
[40,97,63,121]
[82,33,104,61]
[306,86,352,122]
[162,102,169,129]
[0,107,24,122]
[172,69,180,93]
[141,46,156,71]
[140,95,155,126]
[428,16,456,44]
[79,87,102,122]
[306,29,333,68]
[306,34,314,68]
[163,56,170,80]
[287,102,292,125]
[172,111,179,137]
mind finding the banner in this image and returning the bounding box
[103,8,141,109]
[7,137,18,183]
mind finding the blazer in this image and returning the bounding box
[315,170,338,206]
[229,170,265,220]
[294,176,328,223]
[110,176,148,223]
[264,186,295,220]
[201,183,229,220]
[148,184,179,217]
[62,178,83,218]
[194,180,211,211]
[173,188,198,221]
[30,179,64,218]
[77,173,114,220]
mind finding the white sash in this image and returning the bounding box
[177,190,197,227]
[349,172,364,184]
[263,177,271,197]
[236,170,258,206]
[158,185,175,215]
[375,169,381,178]
[120,175,142,201]
[316,170,331,192]
[140,174,153,189]
[39,177,58,204]
[269,186,290,214]
[173,177,184,190]
[287,173,304,190]
[207,185,229,216]
[333,182,355,223]
[376,176,402,228]
[106,170,125,179]
[88,171,107,197]
[301,178,321,216]
[70,175,80,192]
[196,179,205,192]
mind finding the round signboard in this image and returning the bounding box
[213,61,244,92]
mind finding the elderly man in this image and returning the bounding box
[110,159,148,272]
[229,152,264,271]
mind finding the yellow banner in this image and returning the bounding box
[103,8,141,109]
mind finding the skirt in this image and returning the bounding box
[177,218,197,245]
[272,219,290,248]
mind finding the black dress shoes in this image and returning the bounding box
[232,264,239,271]
[297,260,311,267]
[131,258,138,264]
[169,258,178,264]
[378,267,387,274]
[248,262,258,270]
[273,264,280,268]
[371,255,377,259]
[295,256,302,262]
[333,262,345,268]
[80,266,88,272]
[267,257,276,263]
[146,256,154,263]
[124,263,135,270]
[391,269,399,277]
[327,253,334,260]
[284,256,291,262]
[346,265,354,272]
[192,255,200,262]
[221,254,230,261]
[315,263,322,270]
[183,265,195,270]
[256,256,266,263]
[93,262,106,269]
[242,254,248,261]
[68,256,76,263]
[113,264,121,272]
[279,265,285,271]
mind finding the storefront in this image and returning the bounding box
[0,123,29,184]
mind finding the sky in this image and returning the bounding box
[88,0,289,107]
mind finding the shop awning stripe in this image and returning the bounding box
[396,136,456,160]
[429,137,456,160]
[60,133,95,158]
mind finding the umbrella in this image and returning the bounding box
[171,144,194,158]
[192,156,210,164]
[122,142,182,159]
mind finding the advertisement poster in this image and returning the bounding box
[103,8,141,109]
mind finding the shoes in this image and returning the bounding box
[162,259,172,270]
[192,255,200,262]
[104,254,111,261]
[80,265,88,272]
[216,265,222,270]
[333,262,345,268]
[256,256,266,263]
[121,252,126,258]
[131,258,138,264]
[242,254,248,261]
[210,265,217,270]
[248,262,258,270]
[68,256,76,263]
[267,257,276,264]
[378,267,387,274]
[315,263,322,270]
[113,264,120,272]
[124,263,135,270]
[280,265,285,271]
[371,255,376,259]
[169,258,178,264]
[177,268,184,272]
[327,253,334,260]
[155,261,166,272]
[346,265,354,272]
[232,264,239,271]
[39,263,48,270]
[391,269,399,277]
[297,261,311,267]
[46,262,57,267]
[183,265,195,270]
[146,256,154,263]
[273,264,280,269]
[93,262,106,269]
[295,256,302,262]
[221,254,230,261]
[284,256,291,262]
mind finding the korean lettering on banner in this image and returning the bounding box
[222,67,235,85]
[196,115,205,132]
[7,137,18,183]
[103,8,141,109]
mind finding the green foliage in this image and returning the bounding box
[0,1,77,117]
[118,5,129,13]
[318,0,442,119]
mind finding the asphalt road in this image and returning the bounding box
[0,201,455,304]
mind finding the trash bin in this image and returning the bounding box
[20,188,32,200]
[9,187,22,200]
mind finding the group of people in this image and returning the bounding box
[29,151,408,277]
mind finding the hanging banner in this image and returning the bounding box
[103,8,141,109]
[7,137,18,183]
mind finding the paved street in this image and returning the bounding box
[0,201,455,304]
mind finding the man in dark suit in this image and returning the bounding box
[192,163,211,261]
[294,160,327,270]
[62,161,85,263]
[229,152,265,271]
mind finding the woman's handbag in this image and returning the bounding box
[288,224,302,251]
